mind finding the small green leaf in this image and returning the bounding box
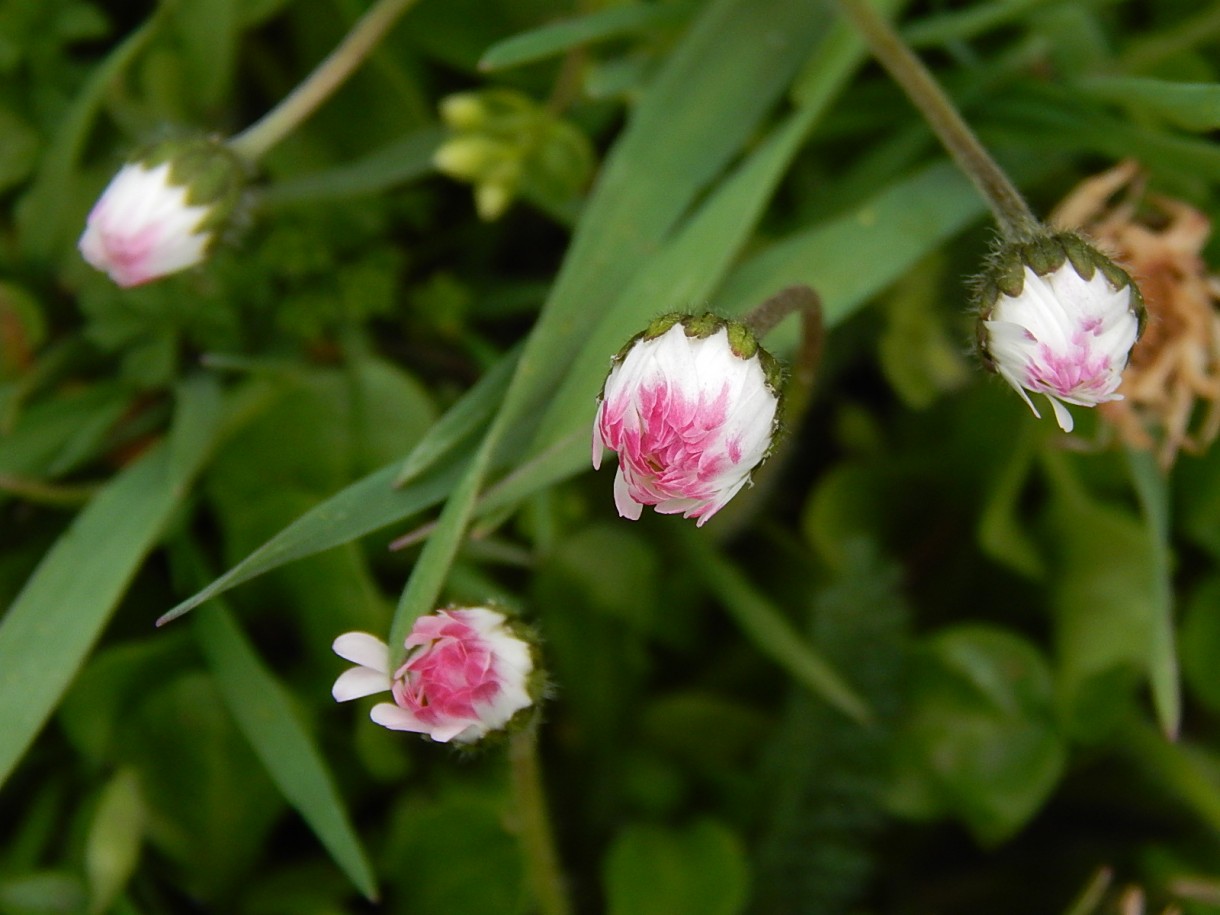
[85,769,144,915]
[801,463,889,571]
[604,820,750,915]
[1045,454,1172,742]
[478,3,689,71]
[382,783,528,913]
[1181,576,1220,715]
[115,672,282,901]
[977,428,1045,578]
[891,625,1065,846]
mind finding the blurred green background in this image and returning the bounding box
[3,0,1220,912]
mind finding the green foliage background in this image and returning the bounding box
[3,0,1220,912]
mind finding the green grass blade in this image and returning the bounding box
[492,0,832,438]
[1125,448,1180,739]
[263,126,443,205]
[530,109,825,453]
[478,3,688,72]
[715,160,993,333]
[193,602,377,900]
[0,381,223,787]
[394,346,519,487]
[156,455,466,626]
[478,160,995,518]
[17,15,159,262]
[386,433,496,662]
[677,529,873,725]
[383,0,835,658]
[1079,76,1220,132]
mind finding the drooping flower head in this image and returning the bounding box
[79,136,247,288]
[332,607,537,745]
[975,232,1145,433]
[593,313,783,526]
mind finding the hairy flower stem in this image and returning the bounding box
[832,0,1040,241]
[228,0,421,161]
[509,728,571,915]
[743,284,824,427]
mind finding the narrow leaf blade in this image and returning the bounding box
[193,603,378,900]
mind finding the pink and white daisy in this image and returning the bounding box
[593,315,781,526]
[79,162,215,288]
[331,607,535,744]
[983,261,1141,433]
[79,137,246,288]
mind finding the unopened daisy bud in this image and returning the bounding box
[593,313,783,526]
[79,136,247,288]
[331,607,538,745]
[975,232,1145,433]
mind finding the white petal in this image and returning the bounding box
[369,703,429,733]
[1045,395,1075,433]
[430,720,478,743]
[613,468,644,520]
[332,666,390,701]
[331,631,390,672]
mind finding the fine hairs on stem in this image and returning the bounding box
[832,0,1041,241]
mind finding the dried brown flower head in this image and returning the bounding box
[1051,160,1220,467]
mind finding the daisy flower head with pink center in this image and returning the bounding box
[593,313,783,526]
[331,607,537,745]
[976,232,1145,433]
[79,136,247,288]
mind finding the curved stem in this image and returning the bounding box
[742,284,824,426]
[509,728,571,915]
[228,0,422,161]
[832,0,1040,241]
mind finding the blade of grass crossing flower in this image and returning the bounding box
[676,529,873,725]
[488,0,832,442]
[383,0,835,660]
[476,163,991,520]
[386,435,496,665]
[0,380,223,787]
[1125,447,1180,739]
[191,596,377,900]
[527,0,903,469]
[530,106,828,453]
[478,3,690,71]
